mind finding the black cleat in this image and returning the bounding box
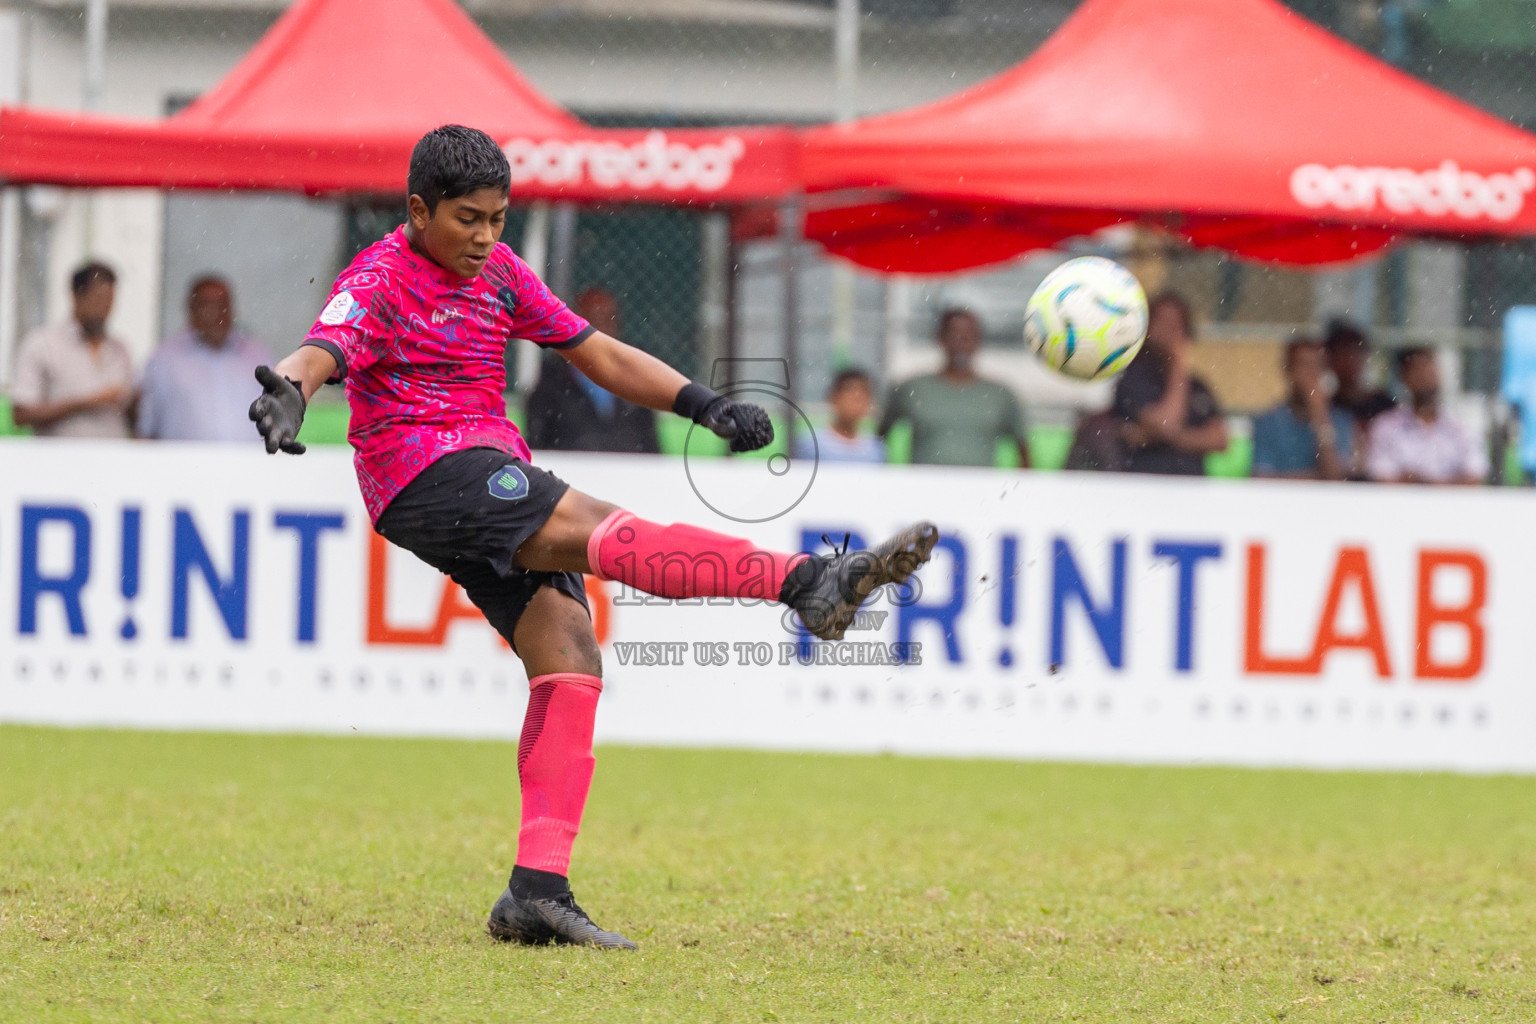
[487,886,638,950]
[780,521,940,641]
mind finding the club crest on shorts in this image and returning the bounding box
[488,465,530,501]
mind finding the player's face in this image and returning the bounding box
[409,187,508,278]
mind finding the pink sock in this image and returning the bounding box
[514,672,602,877]
[586,510,805,601]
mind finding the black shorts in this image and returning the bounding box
[374,448,589,649]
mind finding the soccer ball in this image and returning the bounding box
[1024,256,1148,381]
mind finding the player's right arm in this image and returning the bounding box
[501,249,772,452]
[561,330,775,453]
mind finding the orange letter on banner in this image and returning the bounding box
[433,583,488,644]
[1243,543,1316,674]
[1310,546,1392,678]
[1415,550,1486,681]
[366,532,500,647]
[367,531,436,644]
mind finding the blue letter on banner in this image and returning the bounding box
[172,509,250,640]
[273,512,345,644]
[19,505,91,636]
[1152,541,1223,673]
[897,535,966,663]
[1050,537,1126,669]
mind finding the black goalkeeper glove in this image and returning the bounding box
[249,365,308,455]
[673,382,774,453]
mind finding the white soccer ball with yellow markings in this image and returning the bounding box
[1024,256,1148,381]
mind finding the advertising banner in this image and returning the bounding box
[3,440,1532,772]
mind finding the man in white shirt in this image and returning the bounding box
[138,276,270,442]
[10,262,134,438]
[1367,347,1488,485]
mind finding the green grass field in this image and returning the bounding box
[4,726,1536,1022]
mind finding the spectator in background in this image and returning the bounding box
[1325,317,1396,430]
[525,285,660,454]
[1367,346,1488,485]
[1111,291,1227,474]
[138,276,269,442]
[10,261,134,438]
[879,307,1030,468]
[794,367,884,464]
[1250,337,1354,480]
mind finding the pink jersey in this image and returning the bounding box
[304,227,592,521]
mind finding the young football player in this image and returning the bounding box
[250,125,937,950]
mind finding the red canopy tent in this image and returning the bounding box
[0,0,797,204]
[799,0,1536,272]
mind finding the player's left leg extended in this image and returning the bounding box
[483,584,637,951]
[517,489,938,640]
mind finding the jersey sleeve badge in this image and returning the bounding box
[319,290,359,326]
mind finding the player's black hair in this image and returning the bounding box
[70,261,116,295]
[828,367,874,396]
[1147,290,1196,340]
[408,125,511,213]
[936,306,980,338]
[1395,345,1434,376]
[1324,317,1368,351]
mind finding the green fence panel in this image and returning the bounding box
[0,398,26,437]
[658,415,725,457]
[882,422,912,464]
[1206,437,1253,479]
[294,400,351,447]
[1029,425,1073,470]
